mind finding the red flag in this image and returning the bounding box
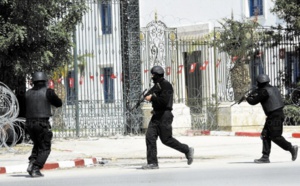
[57,78,62,84]
[48,80,54,89]
[166,67,171,75]
[144,69,149,73]
[189,63,197,73]
[232,56,238,62]
[90,75,94,80]
[100,74,104,84]
[216,59,221,68]
[69,78,74,88]
[177,65,184,74]
[200,61,209,70]
[79,76,84,85]
[110,73,117,79]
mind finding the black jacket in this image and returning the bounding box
[150,78,173,112]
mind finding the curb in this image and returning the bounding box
[185,130,300,138]
[0,157,98,175]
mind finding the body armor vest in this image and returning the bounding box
[159,80,173,110]
[261,86,284,114]
[164,81,173,110]
[151,79,173,111]
[26,87,51,118]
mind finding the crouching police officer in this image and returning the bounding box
[142,66,194,169]
[245,74,298,163]
[26,72,62,177]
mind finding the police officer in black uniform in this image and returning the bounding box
[245,74,298,163]
[142,66,194,169]
[26,72,62,177]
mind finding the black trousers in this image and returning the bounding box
[146,110,189,164]
[26,119,53,169]
[261,110,292,157]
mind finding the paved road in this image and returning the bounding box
[1,158,299,186]
[1,135,299,175]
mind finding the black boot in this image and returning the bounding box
[31,166,44,177]
[291,145,298,161]
[254,155,270,163]
[185,147,194,165]
[27,160,35,176]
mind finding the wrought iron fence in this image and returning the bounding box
[3,1,297,139]
[52,7,300,138]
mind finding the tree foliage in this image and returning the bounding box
[0,0,88,89]
[271,0,300,32]
[212,16,267,100]
[213,17,263,65]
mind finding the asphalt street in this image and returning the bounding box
[1,159,300,186]
[1,135,298,166]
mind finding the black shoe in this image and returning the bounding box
[254,156,270,163]
[141,164,159,170]
[291,145,298,161]
[185,147,194,165]
[31,166,44,177]
[27,160,35,176]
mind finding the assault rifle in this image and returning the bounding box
[130,83,161,111]
[130,89,148,111]
[230,87,256,107]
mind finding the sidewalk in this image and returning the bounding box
[1,131,300,174]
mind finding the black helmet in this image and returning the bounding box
[32,72,48,82]
[150,66,164,75]
[256,74,270,83]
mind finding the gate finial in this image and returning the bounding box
[155,10,157,22]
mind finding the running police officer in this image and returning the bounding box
[142,65,194,169]
[26,72,62,177]
[245,74,298,163]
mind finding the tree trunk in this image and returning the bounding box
[51,82,66,130]
[230,63,251,101]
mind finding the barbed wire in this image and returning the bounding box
[0,82,26,150]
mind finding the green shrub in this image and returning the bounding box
[283,105,300,125]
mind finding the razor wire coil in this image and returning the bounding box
[0,82,26,149]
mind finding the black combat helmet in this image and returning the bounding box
[256,74,270,84]
[32,72,48,82]
[150,66,164,76]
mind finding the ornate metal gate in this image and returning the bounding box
[140,15,184,103]
[49,2,300,138]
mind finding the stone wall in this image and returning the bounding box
[142,101,300,134]
[141,103,191,135]
[217,102,266,132]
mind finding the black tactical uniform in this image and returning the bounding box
[246,74,298,163]
[26,72,62,177]
[142,66,194,169]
